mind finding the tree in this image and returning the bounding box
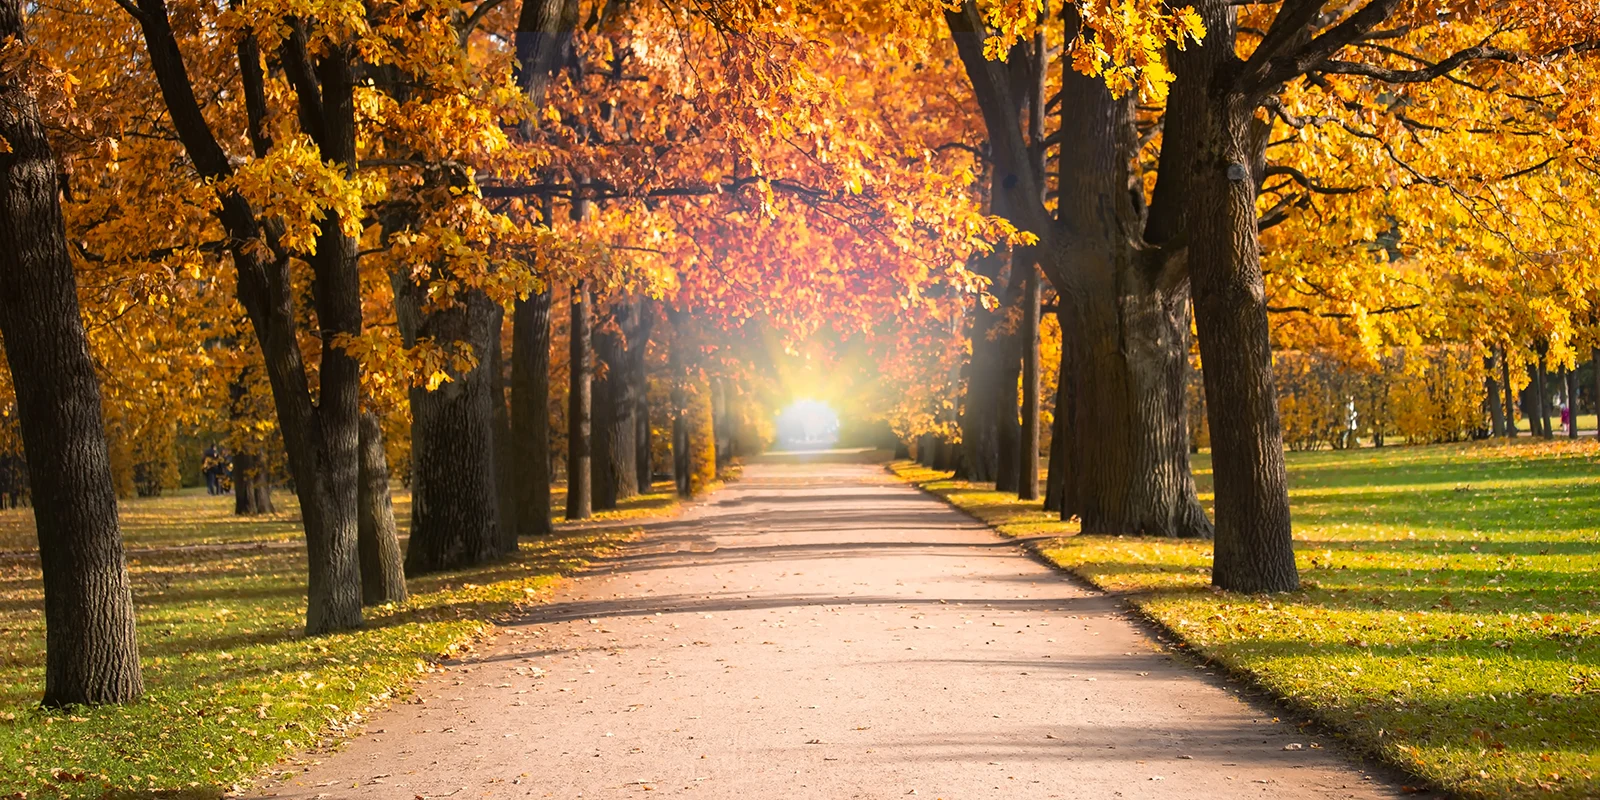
[0,0,142,704]
[131,0,366,633]
[947,2,1213,538]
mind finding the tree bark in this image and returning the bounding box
[1179,1,1297,592]
[401,288,503,575]
[510,288,555,537]
[960,247,1007,483]
[357,411,406,605]
[1485,354,1506,437]
[566,281,593,520]
[490,306,518,553]
[279,36,366,633]
[233,451,261,516]
[949,3,1209,538]
[0,7,143,703]
[1503,352,1519,438]
[592,300,644,509]
[138,2,364,634]
[1533,351,1552,440]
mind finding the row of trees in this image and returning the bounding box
[891,1,1598,594]
[14,0,1003,706]
[10,0,1597,709]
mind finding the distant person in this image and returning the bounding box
[1561,401,1570,429]
[202,444,226,495]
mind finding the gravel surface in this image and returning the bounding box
[256,457,1408,799]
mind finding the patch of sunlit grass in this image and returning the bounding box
[0,487,671,799]
[894,438,1600,799]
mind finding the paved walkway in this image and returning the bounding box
[258,457,1405,799]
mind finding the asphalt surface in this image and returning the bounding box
[256,456,1406,799]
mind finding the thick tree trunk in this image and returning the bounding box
[490,307,518,554]
[287,44,366,634]
[401,288,502,575]
[357,411,406,605]
[1048,64,1210,538]
[139,2,363,635]
[1181,9,1296,591]
[1485,354,1506,437]
[566,281,593,520]
[233,451,261,515]
[510,288,554,537]
[0,16,143,703]
[1018,265,1041,500]
[592,302,643,509]
[253,482,274,514]
[933,438,956,472]
[960,247,1008,482]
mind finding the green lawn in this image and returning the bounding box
[0,484,677,799]
[895,439,1600,799]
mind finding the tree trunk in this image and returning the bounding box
[1018,265,1041,500]
[959,247,1008,482]
[138,3,363,635]
[0,11,143,703]
[993,337,1022,492]
[711,379,731,469]
[1047,64,1211,538]
[357,410,406,605]
[566,281,593,520]
[1533,352,1552,440]
[592,301,643,509]
[591,340,618,511]
[1565,366,1579,438]
[252,478,274,514]
[1043,328,1069,513]
[1485,354,1506,437]
[1593,349,1600,442]
[510,288,554,537]
[636,388,653,491]
[489,306,518,554]
[1503,351,1519,437]
[672,382,691,498]
[949,5,1210,537]
[233,451,261,516]
[284,43,366,634]
[401,288,503,575]
[1180,1,1296,591]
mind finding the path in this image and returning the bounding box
[258,455,1406,799]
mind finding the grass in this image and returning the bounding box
[893,439,1600,799]
[0,482,680,799]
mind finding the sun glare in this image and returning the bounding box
[775,399,840,450]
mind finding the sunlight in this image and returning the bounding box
[775,399,840,450]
